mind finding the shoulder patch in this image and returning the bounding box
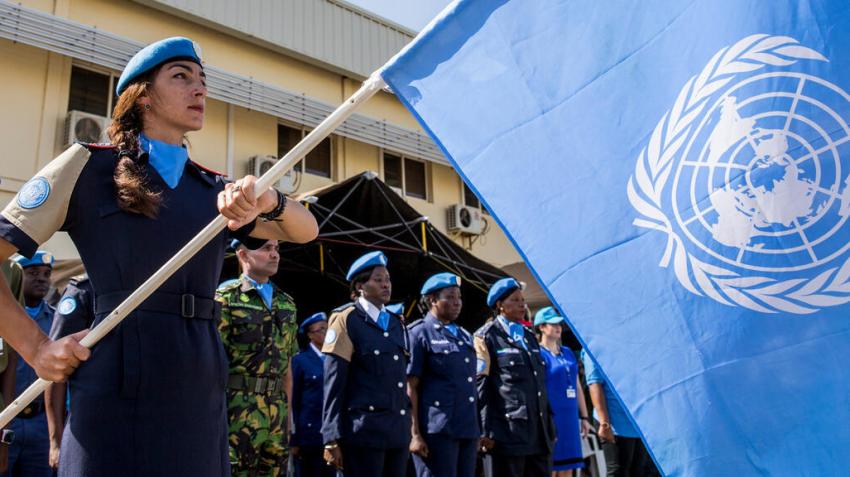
[17,177,51,209]
[58,296,77,315]
[474,319,496,338]
[322,308,355,361]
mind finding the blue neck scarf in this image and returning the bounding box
[445,323,459,337]
[245,275,273,309]
[498,315,527,350]
[377,310,391,331]
[139,133,189,189]
[25,301,45,319]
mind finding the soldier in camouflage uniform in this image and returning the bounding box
[217,239,299,477]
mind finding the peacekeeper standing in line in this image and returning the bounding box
[3,252,55,477]
[475,278,556,477]
[407,272,479,477]
[45,274,95,470]
[217,238,300,476]
[321,251,411,476]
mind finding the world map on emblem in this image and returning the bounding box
[58,297,77,315]
[16,176,50,209]
[628,34,850,313]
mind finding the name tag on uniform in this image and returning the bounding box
[496,348,521,355]
[567,386,577,399]
[430,339,450,345]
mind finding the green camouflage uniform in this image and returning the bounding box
[216,276,299,477]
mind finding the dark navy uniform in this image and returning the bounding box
[290,345,334,477]
[50,275,95,340]
[475,317,556,477]
[408,313,479,477]
[321,299,411,477]
[0,142,262,476]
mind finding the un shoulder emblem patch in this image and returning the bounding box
[17,177,50,209]
[628,34,850,314]
[58,297,77,315]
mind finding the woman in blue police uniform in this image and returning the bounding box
[407,272,479,477]
[534,307,589,476]
[289,312,335,477]
[0,37,318,477]
[475,278,556,477]
[321,251,410,477]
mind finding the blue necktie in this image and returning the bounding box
[139,134,189,189]
[445,323,459,337]
[509,323,527,350]
[247,277,273,309]
[377,311,390,331]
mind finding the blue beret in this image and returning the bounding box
[487,277,520,308]
[385,303,404,315]
[420,272,461,296]
[533,306,565,327]
[13,251,54,269]
[229,239,242,251]
[116,37,203,95]
[299,312,328,334]
[346,251,388,281]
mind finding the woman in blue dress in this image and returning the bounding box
[0,37,318,476]
[534,307,590,477]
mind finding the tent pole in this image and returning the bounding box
[319,242,325,273]
[0,72,388,429]
[421,221,428,252]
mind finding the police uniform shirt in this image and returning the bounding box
[290,343,325,448]
[474,318,556,456]
[50,276,95,340]
[0,143,264,477]
[16,301,54,399]
[321,299,411,449]
[407,313,479,439]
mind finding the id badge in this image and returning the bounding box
[566,386,577,399]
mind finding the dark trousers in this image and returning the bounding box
[482,452,551,477]
[2,413,52,477]
[601,436,660,477]
[340,444,408,477]
[412,435,477,477]
[294,446,336,477]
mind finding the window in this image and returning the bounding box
[463,182,480,208]
[277,123,332,178]
[383,152,429,200]
[68,66,116,116]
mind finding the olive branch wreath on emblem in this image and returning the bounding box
[627,33,850,314]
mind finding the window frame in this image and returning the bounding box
[380,149,431,201]
[68,63,119,117]
[277,121,334,179]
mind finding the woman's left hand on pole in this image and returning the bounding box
[217,175,277,230]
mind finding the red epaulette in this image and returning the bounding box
[81,142,117,150]
[190,160,225,176]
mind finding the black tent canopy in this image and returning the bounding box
[221,172,507,331]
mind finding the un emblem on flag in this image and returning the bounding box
[628,34,850,314]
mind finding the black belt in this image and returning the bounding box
[227,375,285,396]
[95,291,219,320]
[19,401,44,419]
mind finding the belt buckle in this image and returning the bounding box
[181,294,195,318]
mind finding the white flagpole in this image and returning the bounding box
[0,72,388,429]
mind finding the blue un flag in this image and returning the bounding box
[381,1,850,475]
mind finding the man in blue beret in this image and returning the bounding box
[3,252,55,477]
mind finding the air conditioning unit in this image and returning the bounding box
[64,110,110,146]
[447,204,484,235]
[247,155,299,194]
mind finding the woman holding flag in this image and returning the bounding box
[0,36,317,476]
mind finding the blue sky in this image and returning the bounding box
[345,0,451,31]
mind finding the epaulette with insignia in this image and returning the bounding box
[79,142,117,150]
[474,319,497,337]
[68,273,89,286]
[331,302,355,313]
[216,278,241,292]
[407,318,424,330]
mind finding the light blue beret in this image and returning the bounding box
[486,277,520,308]
[13,251,54,269]
[116,37,203,95]
[346,251,388,281]
[386,303,404,315]
[420,272,461,296]
[299,312,328,334]
[533,306,565,327]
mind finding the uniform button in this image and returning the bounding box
[434,401,440,407]
[398,382,404,388]
[369,405,375,411]
[467,377,473,383]
[468,396,474,403]
[311,375,317,379]
[393,355,399,361]
[384,332,389,337]
[444,350,449,354]
[307,423,312,428]
[505,413,510,418]
[509,361,515,366]
[464,357,470,363]
[533,371,538,376]
[374,350,380,355]
[400,409,406,416]
[458,341,463,346]
[537,391,542,397]
[539,412,544,417]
